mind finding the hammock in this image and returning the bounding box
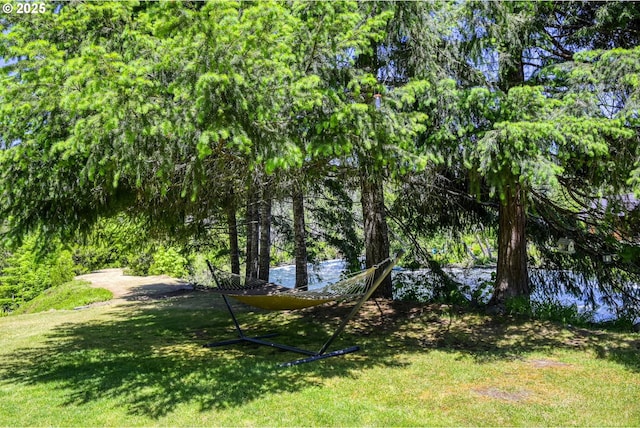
[203,251,403,366]
[206,263,379,310]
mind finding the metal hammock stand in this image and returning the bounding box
[204,251,403,367]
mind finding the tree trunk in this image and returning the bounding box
[484,236,493,260]
[292,188,308,289]
[487,45,529,308]
[360,168,392,298]
[489,181,530,307]
[226,193,240,275]
[258,184,272,282]
[245,182,259,282]
[474,233,490,259]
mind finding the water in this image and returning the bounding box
[269,259,347,289]
[270,260,638,322]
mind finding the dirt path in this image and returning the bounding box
[76,269,193,304]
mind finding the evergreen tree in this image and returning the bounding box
[458,1,640,309]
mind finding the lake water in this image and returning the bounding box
[270,259,639,322]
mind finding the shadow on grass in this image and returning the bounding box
[301,299,640,372]
[1,292,638,420]
[440,312,640,371]
[0,292,407,419]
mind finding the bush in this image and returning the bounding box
[504,296,594,327]
[148,246,188,278]
[531,299,593,326]
[0,235,75,312]
[126,251,154,276]
[504,296,533,317]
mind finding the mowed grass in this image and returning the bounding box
[0,290,639,426]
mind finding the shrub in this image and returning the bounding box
[504,296,533,317]
[148,246,188,278]
[0,235,75,312]
[504,296,594,327]
[531,299,593,326]
[126,251,154,276]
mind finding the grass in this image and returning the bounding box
[11,280,113,315]
[0,290,639,426]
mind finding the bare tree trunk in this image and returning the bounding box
[489,181,530,307]
[258,184,272,282]
[484,236,493,260]
[464,242,478,263]
[292,188,308,289]
[226,192,240,275]
[245,182,259,282]
[474,234,490,259]
[360,167,392,298]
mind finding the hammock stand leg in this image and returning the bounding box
[205,252,403,367]
[203,292,360,364]
[281,252,403,367]
[203,295,280,348]
[204,295,323,357]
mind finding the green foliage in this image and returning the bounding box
[125,251,154,277]
[598,312,638,332]
[72,215,150,273]
[11,280,112,315]
[452,1,640,307]
[309,178,363,271]
[1,0,639,316]
[504,296,595,328]
[0,235,74,312]
[409,229,497,267]
[470,87,633,198]
[148,246,188,279]
[530,299,593,327]
[0,0,421,249]
[504,296,534,318]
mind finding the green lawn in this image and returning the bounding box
[12,280,113,315]
[0,291,638,426]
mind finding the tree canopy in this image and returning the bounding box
[1,0,639,314]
